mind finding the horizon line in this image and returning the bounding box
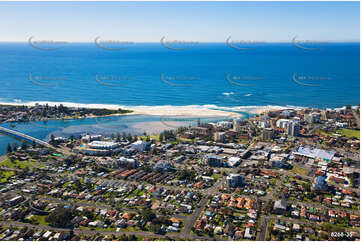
[0,40,360,44]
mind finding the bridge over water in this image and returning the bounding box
[0,126,54,149]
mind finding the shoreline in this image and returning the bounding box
[1,101,357,120]
[0,101,245,119]
[0,101,308,119]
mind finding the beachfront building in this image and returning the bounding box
[82,134,103,143]
[287,120,300,137]
[131,140,149,152]
[76,141,120,156]
[233,118,245,132]
[88,141,119,150]
[258,118,270,129]
[191,126,209,135]
[276,119,290,129]
[54,137,68,143]
[216,121,233,129]
[304,112,321,123]
[280,109,296,118]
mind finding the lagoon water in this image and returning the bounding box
[0,42,359,154]
[0,113,251,155]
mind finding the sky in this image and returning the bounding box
[0,1,359,42]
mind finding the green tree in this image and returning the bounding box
[150,223,162,234]
[127,133,132,141]
[157,215,171,226]
[6,143,12,153]
[21,140,27,150]
[46,207,73,228]
[133,135,138,142]
[12,141,18,151]
[177,169,196,180]
[141,208,156,222]
[50,134,55,145]
[83,209,94,220]
[119,234,128,241]
[128,235,137,241]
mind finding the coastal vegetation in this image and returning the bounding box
[0,104,133,124]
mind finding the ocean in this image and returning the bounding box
[0,42,359,155]
[0,42,359,108]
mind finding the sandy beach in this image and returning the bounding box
[0,101,300,119]
[247,106,287,115]
[1,101,244,118]
[217,105,304,115]
[130,106,241,117]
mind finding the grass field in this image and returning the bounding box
[0,170,15,183]
[319,130,329,136]
[336,129,360,139]
[320,129,360,139]
[291,165,309,176]
[211,173,221,180]
[0,158,40,169]
[32,215,49,226]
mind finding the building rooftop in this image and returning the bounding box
[293,146,335,161]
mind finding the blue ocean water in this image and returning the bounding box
[0,42,359,155]
[0,42,359,109]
